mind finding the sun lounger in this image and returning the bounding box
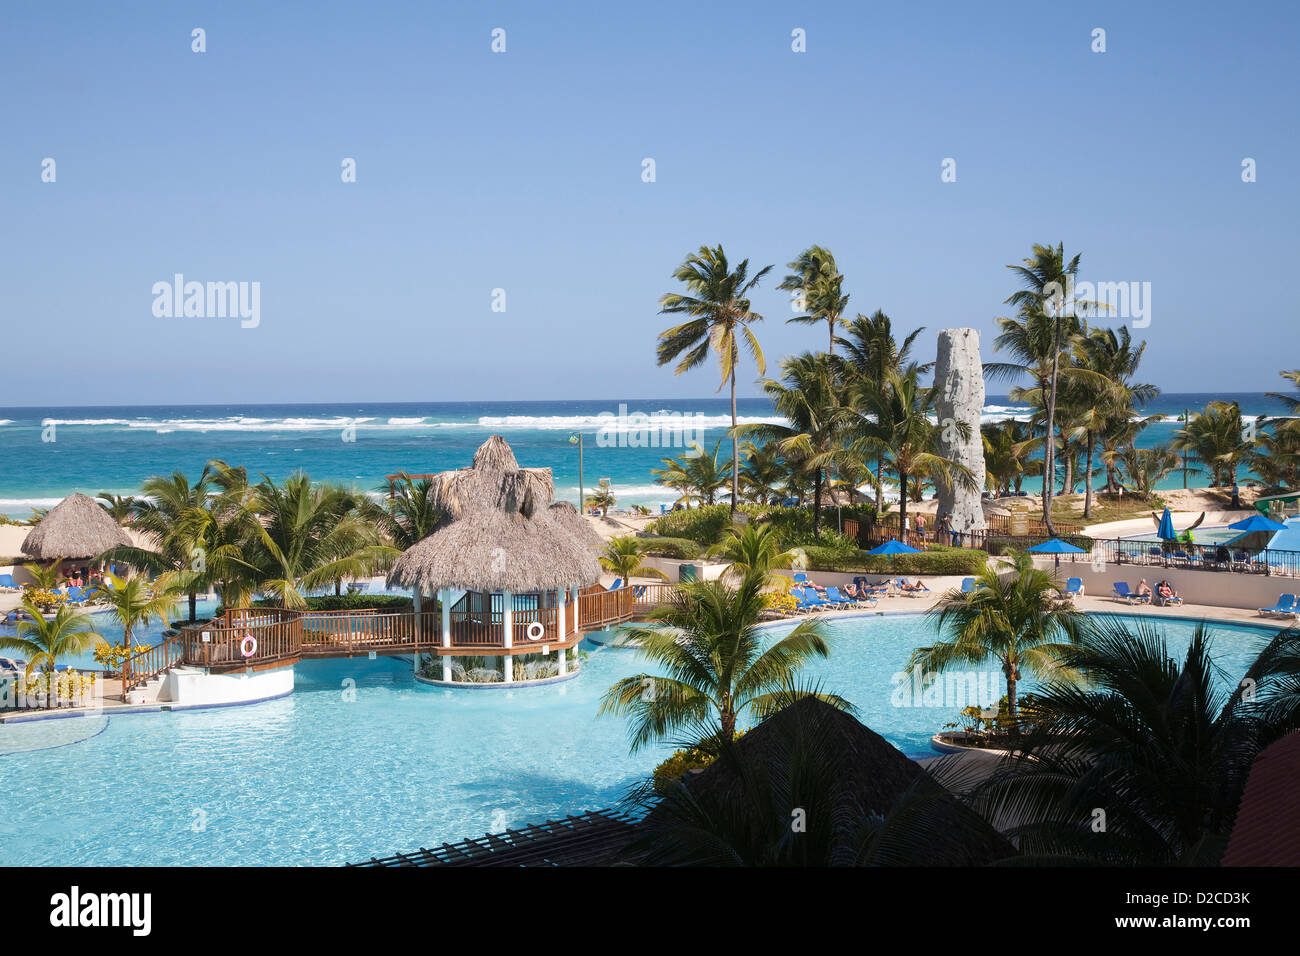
[607,578,622,591]
[960,577,975,593]
[795,587,834,611]
[824,587,857,608]
[792,572,808,585]
[896,578,930,596]
[0,574,18,591]
[1112,581,1150,604]
[1258,594,1296,617]
[1063,578,1083,599]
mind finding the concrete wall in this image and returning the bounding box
[1033,556,1298,611]
[159,665,294,707]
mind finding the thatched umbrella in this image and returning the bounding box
[387,436,600,594]
[548,500,604,549]
[631,698,1016,866]
[20,493,131,561]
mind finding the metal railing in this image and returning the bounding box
[1093,539,1300,578]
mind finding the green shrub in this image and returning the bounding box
[636,536,703,559]
[249,593,415,612]
[985,535,1094,557]
[644,504,734,545]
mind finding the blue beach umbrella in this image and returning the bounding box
[1156,507,1177,542]
[1026,538,1086,554]
[867,538,922,556]
[1228,514,1287,533]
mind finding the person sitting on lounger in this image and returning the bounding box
[1155,580,1180,605]
[1135,579,1152,599]
[899,578,929,593]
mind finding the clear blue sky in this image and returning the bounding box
[2,1,1296,405]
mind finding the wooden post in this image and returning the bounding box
[502,591,514,682]
[412,591,422,674]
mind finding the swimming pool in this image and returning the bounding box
[0,612,1280,866]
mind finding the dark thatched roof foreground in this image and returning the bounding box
[20,492,131,560]
[387,435,600,594]
[626,698,1017,866]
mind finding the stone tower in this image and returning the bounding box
[934,328,986,533]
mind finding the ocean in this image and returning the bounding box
[0,393,1288,518]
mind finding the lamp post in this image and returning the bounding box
[569,432,584,514]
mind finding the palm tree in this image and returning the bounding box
[362,474,443,553]
[1172,401,1254,487]
[993,243,1090,534]
[972,618,1300,865]
[21,560,64,590]
[1266,369,1300,414]
[599,537,668,582]
[740,352,847,536]
[910,550,1084,721]
[93,572,179,649]
[247,473,392,608]
[738,441,785,506]
[1250,419,1300,489]
[652,442,733,507]
[657,245,773,517]
[599,571,852,754]
[97,493,137,525]
[585,486,617,517]
[0,598,104,681]
[1119,444,1181,495]
[117,467,216,621]
[838,311,928,511]
[706,521,801,588]
[777,245,849,356]
[982,420,1041,496]
[855,366,975,539]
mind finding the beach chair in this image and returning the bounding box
[960,577,975,594]
[1258,594,1296,617]
[632,585,646,600]
[607,578,623,591]
[65,586,85,604]
[0,573,17,591]
[797,587,834,611]
[1063,578,1083,600]
[1112,582,1149,604]
[793,572,808,585]
[824,587,855,608]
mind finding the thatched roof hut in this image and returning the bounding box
[20,493,131,561]
[387,436,600,594]
[548,500,604,548]
[629,698,1017,866]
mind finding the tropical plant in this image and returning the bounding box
[1119,444,1181,495]
[970,618,1300,865]
[585,486,617,517]
[657,244,773,516]
[737,441,786,506]
[361,474,443,553]
[599,536,668,582]
[598,570,853,754]
[777,245,849,356]
[911,550,1085,721]
[739,351,848,536]
[93,572,179,648]
[706,521,800,588]
[0,598,104,681]
[21,561,64,591]
[652,441,733,507]
[1249,418,1300,490]
[245,472,393,608]
[96,493,138,525]
[1172,400,1254,487]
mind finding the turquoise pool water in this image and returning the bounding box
[0,612,1281,866]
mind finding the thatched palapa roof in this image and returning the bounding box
[387,436,601,594]
[20,492,131,560]
[548,500,604,548]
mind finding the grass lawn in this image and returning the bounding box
[1049,491,1166,526]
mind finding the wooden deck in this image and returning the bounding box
[121,584,672,689]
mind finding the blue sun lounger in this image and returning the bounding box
[1112,581,1150,604]
[0,574,18,591]
[1063,578,1083,599]
[960,577,975,593]
[1258,594,1297,617]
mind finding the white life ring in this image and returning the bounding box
[240,633,258,658]
[526,621,546,641]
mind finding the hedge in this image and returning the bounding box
[985,535,1095,556]
[217,594,417,614]
[798,545,989,576]
[636,536,703,559]
[644,504,735,545]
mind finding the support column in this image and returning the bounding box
[412,590,422,674]
[502,591,514,683]
[556,587,567,638]
[440,588,452,682]
[570,585,581,631]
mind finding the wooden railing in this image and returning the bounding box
[121,633,184,695]
[578,587,635,629]
[301,610,436,656]
[179,608,303,673]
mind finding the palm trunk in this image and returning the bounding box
[1006,669,1018,724]
[1083,434,1095,518]
[898,470,908,542]
[188,591,197,622]
[1043,342,1061,537]
[730,370,739,518]
[1062,447,1074,498]
[813,470,823,537]
[875,457,884,512]
[828,318,835,357]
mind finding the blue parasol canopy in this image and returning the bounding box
[1026,538,1086,554]
[1156,508,1177,542]
[1228,514,1288,532]
[867,538,922,555]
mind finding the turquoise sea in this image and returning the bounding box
[0,393,1288,518]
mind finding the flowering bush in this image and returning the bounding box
[93,641,150,672]
[24,588,66,612]
[762,591,799,616]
